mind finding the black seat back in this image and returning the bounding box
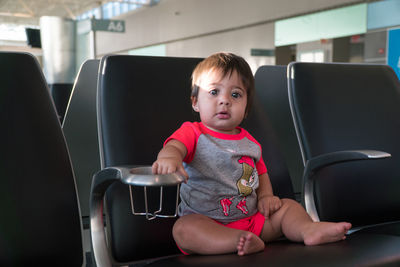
[97,55,295,263]
[244,65,295,199]
[287,62,400,227]
[63,59,101,219]
[97,55,202,263]
[253,65,301,198]
[0,52,83,265]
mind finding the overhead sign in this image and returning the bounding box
[275,4,367,46]
[251,49,275,57]
[91,19,125,33]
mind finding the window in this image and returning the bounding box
[298,50,325,63]
[77,0,156,20]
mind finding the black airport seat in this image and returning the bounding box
[288,62,400,258]
[287,62,400,230]
[91,55,203,266]
[63,59,101,221]
[0,52,84,266]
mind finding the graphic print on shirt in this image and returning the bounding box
[220,156,256,216]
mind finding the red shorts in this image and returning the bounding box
[178,212,266,255]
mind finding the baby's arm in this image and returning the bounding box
[152,139,189,179]
[256,173,282,219]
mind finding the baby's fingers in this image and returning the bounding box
[151,162,159,174]
[165,165,177,174]
[157,163,170,174]
[260,203,269,219]
[270,199,282,214]
[152,161,173,174]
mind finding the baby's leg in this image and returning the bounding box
[173,214,265,256]
[260,198,351,245]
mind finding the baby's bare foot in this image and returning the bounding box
[236,232,265,256]
[303,222,352,246]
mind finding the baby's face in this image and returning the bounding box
[192,68,247,134]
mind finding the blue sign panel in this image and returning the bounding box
[368,0,400,30]
[387,28,400,80]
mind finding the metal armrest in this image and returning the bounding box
[303,150,391,222]
[90,166,185,267]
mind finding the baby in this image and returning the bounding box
[152,52,351,256]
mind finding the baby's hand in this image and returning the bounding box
[152,158,189,181]
[258,195,282,219]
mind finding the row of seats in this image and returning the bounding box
[1,51,400,266]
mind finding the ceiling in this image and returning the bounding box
[0,0,154,25]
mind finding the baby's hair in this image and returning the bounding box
[191,52,255,114]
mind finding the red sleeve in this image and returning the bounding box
[256,156,267,176]
[164,122,200,163]
[241,128,268,175]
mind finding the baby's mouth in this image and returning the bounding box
[216,111,230,119]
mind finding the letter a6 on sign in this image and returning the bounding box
[107,21,125,32]
[91,19,125,33]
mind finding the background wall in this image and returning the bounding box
[95,0,364,72]
[165,23,275,72]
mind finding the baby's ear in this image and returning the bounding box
[191,96,199,112]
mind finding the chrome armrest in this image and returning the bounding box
[303,150,391,222]
[89,166,185,267]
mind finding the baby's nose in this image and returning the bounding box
[219,95,231,105]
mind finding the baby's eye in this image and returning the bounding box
[209,89,218,96]
[232,92,241,98]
